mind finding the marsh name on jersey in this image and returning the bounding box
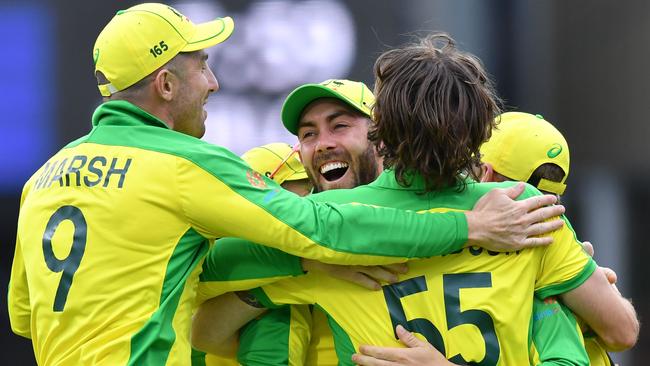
[34,155,132,190]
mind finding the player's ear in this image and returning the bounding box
[480,163,494,183]
[151,69,178,102]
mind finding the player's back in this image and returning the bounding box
[255,171,595,365]
[11,103,218,365]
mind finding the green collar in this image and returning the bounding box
[91,100,171,130]
[370,170,427,191]
[371,170,473,192]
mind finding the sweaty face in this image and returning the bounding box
[297,99,381,192]
[170,51,219,138]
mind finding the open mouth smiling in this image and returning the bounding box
[319,161,349,181]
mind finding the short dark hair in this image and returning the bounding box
[369,33,502,192]
[527,163,566,192]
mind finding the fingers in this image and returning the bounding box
[582,241,595,257]
[381,263,409,275]
[523,202,564,222]
[347,271,382,290]
[520,235,554,248]
[356,345,402,362]
[395,325,426,348]
[356,266,400,285]
[525,219,564,237]
[352,352,396,366]
[519,194,559,212]
[503,182,525,199]
[601,267,618,285]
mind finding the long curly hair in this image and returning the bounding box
[369,33,502,192]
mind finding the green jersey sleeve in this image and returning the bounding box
[176,144,468,265]
[196,238,304,303]
[529,296,589,366]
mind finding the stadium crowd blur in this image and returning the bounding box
[1,0,648,364]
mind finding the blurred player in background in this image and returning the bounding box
[241,142,313,196]
[8,4,567,364]
[353,112,632,366]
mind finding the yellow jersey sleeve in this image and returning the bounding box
[535,216,597,299]
[8,180,34,339]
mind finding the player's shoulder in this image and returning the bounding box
[465,181,544,201]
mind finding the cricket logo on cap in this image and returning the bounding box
[167,6,188,22]
[325,80,345,90]
[547,144,563,158]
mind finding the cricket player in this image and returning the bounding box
[195,33,638,366]
[195,80,391,365]
[354,112,623,366]
[480,112,615,366]
[7,5,567,365]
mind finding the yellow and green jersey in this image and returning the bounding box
[7,101,476,366]
[248,171,596,366]
[305,308,338,366]
[584,337,614,366]
[529,296,589,366]
[529,296,614,366]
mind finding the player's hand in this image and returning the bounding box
[582,241,618,287]
[352,325,460,365]
[465,182,565,251]
[301,259,408,290]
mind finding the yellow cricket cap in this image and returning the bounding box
[241,143,308,184]
[480,112,570,195]
[93,3,234,97]
[281,79,375,135]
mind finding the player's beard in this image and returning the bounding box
[309,144,380,193]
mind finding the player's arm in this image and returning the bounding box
[181,148,563,264]
[559,267,638,352]
[191,292,266,355]
[197,236,407,302]
[8,237,32,339]
[529,297,590,366]
[8,182,34,339]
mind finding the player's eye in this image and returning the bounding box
[300,131,316,140]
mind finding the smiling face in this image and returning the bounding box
[297,98,381,192]
[170,51,219,138]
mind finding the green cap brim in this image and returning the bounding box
[281,84,368,135]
